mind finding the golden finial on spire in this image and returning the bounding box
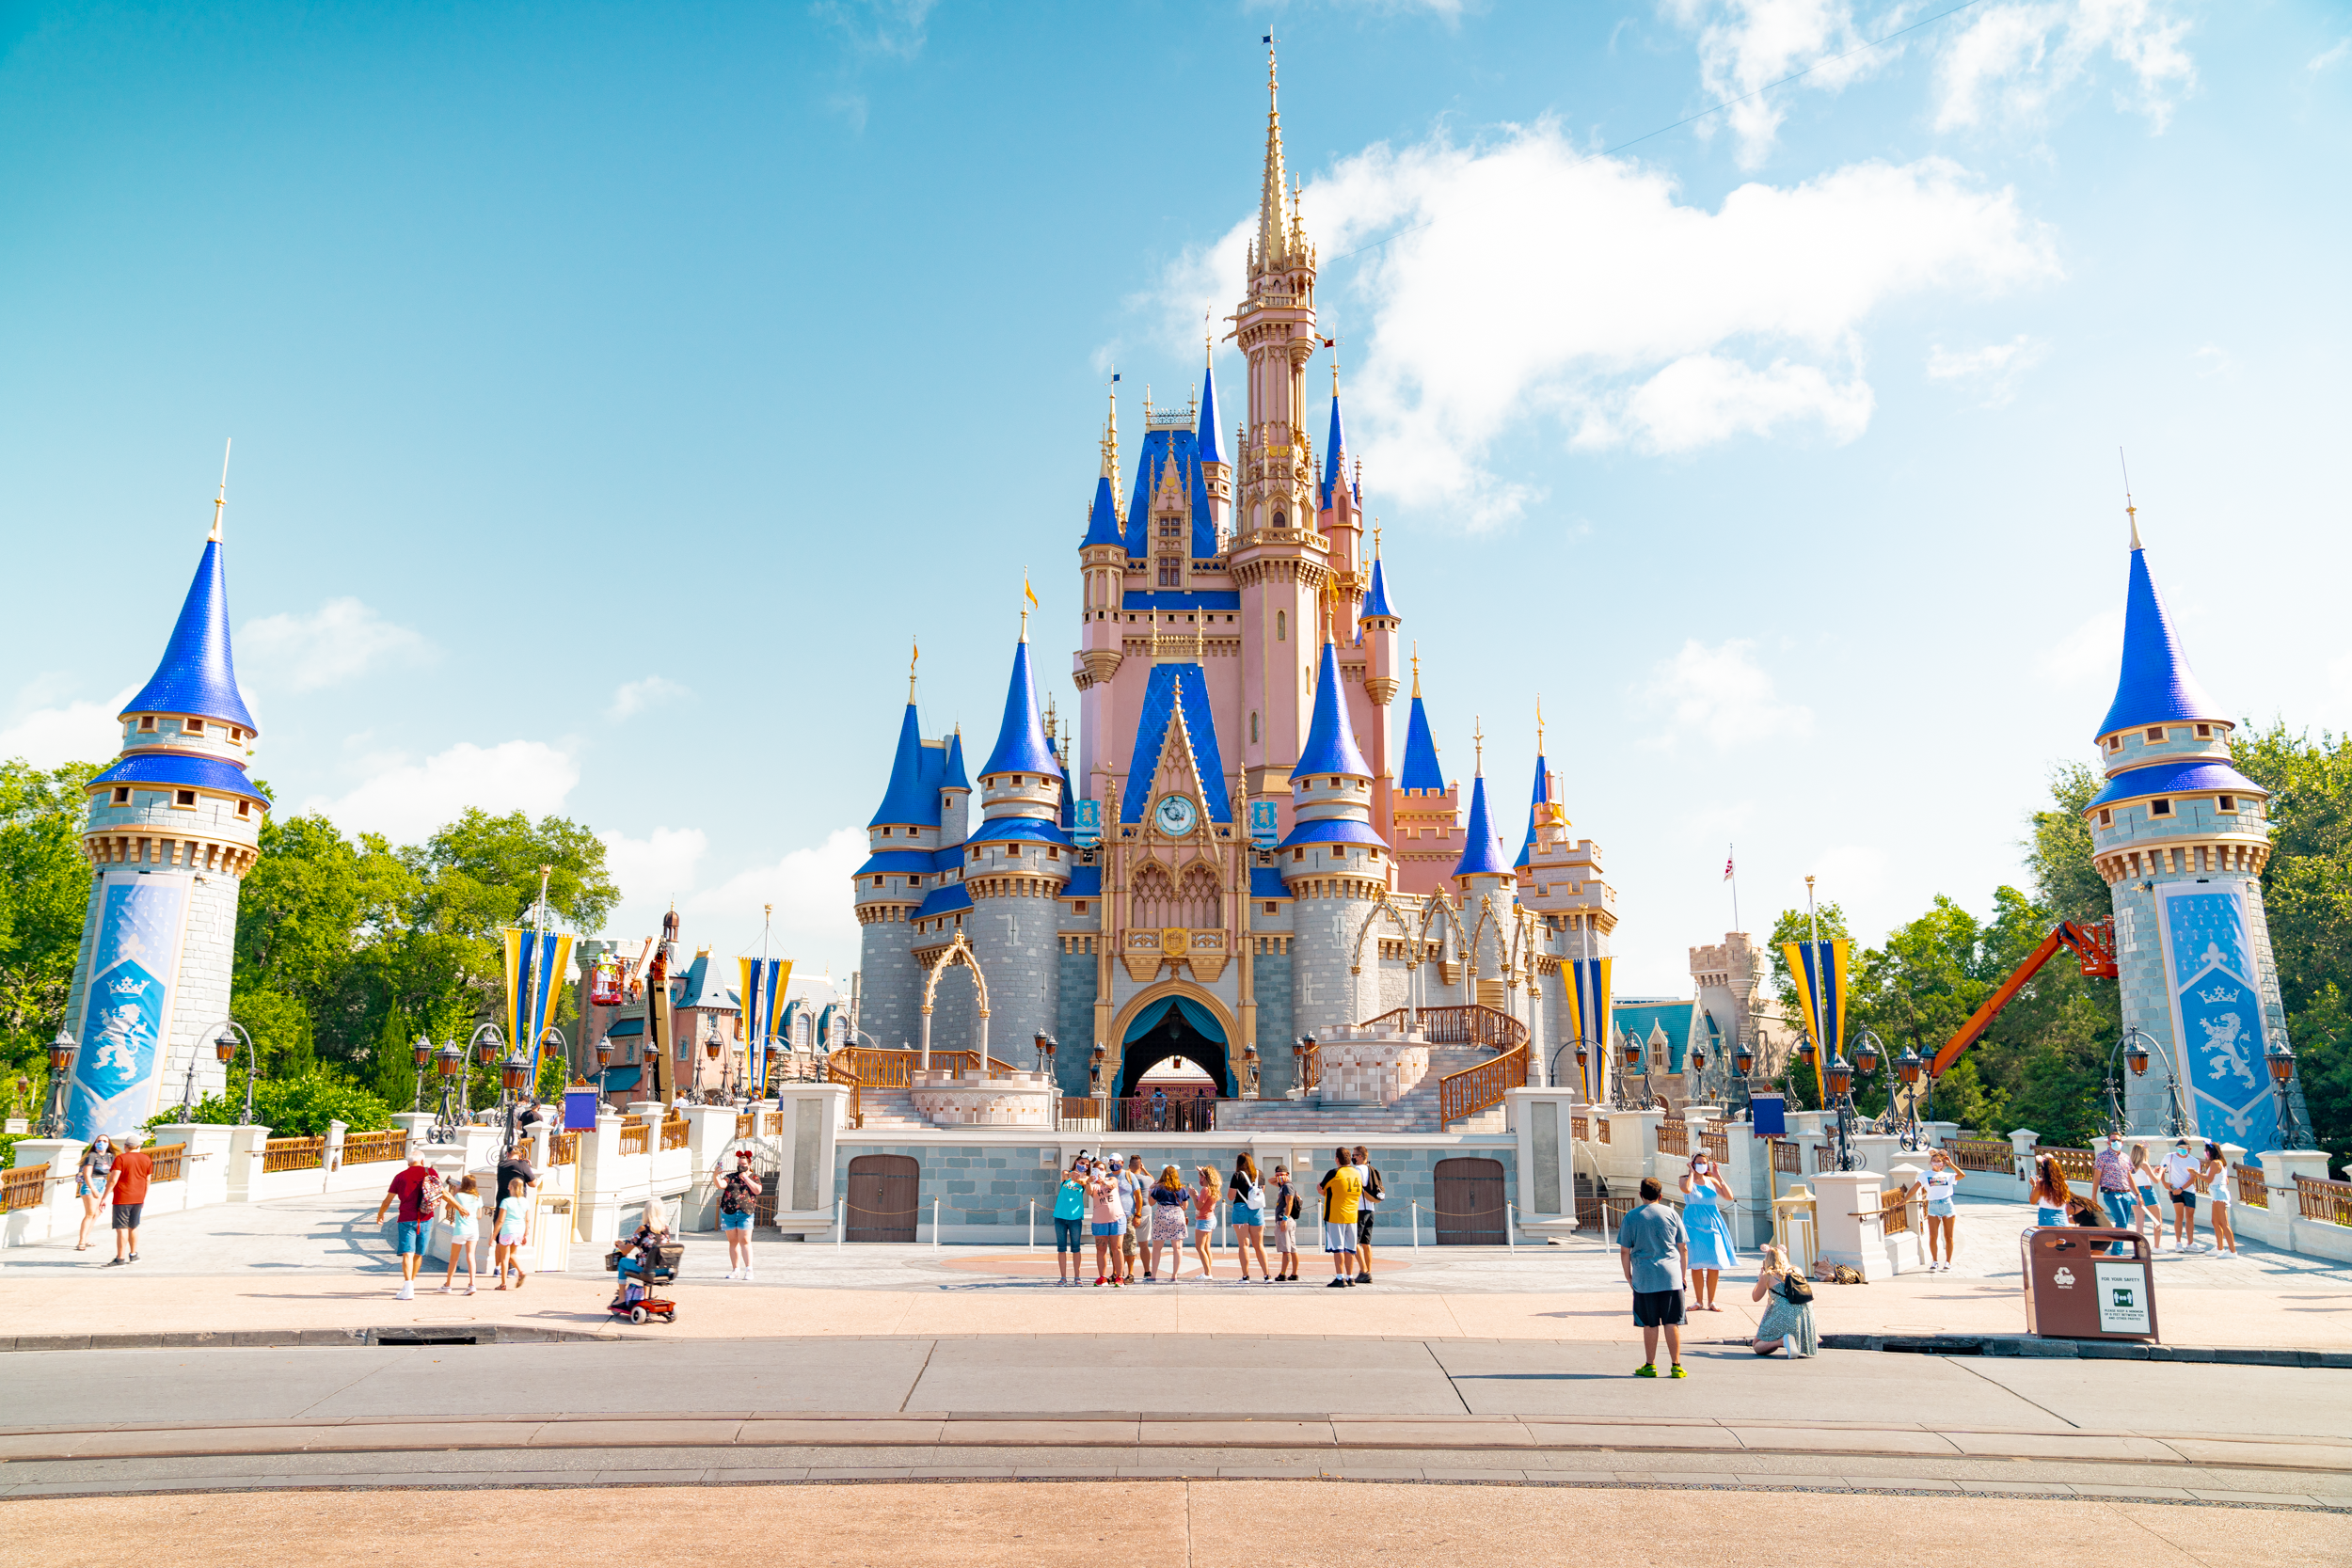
[208,437,231,543]
[2120,446,2141,549]
[1101,381,1120,483]
[1472,716,1485,774]
[1373,524,1381,558]
[1410,641,1422,699]
[908,636,920,702]
[1535,695,1545,753]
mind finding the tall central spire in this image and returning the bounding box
[1257,44,1289,274]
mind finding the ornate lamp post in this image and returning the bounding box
[2267,1031,2310,1149]
[1621,1032,1649,1109]
[39,1026,76,1137]
[1732,1039,1755,1117]
[211,1021,260,1128]
[409,1033,435,1114]
[595,1037,614,1102]
[2103,1026,2156,1139]
[1689,1038,1708,1105]
[1574,1040,1591,1104]
[1826,1051,1860,1172]
[429,1040,464,1141]
[1089,1040,1105,1101]
[1034,1029,1055,1077]
[1894,1044,1926,1150]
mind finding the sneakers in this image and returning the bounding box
[1669,1364,1688,1379]
[1327,1277,1349,1288]
[103,1257,126,1268]
[395,1283,414,1301]
[1356,1272,1373,1284]
[1634,1363,1657,1377]
[1094,1275,1107,1286]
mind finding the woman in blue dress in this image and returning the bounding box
[1678,1150,1740,1311]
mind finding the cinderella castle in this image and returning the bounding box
[853,55,1616,1115]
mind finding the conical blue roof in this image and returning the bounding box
[1401,694,1444,792]
[980,638,1058,778]
[868,703,941,827]
[1515,753,1551,869]
[942,729,969,791]
[1453,770,1511,879]
[121,539,258,733]
[1082,475,1123,548]
[1291,641,1370,782]
[1197,361,1222,466]
[1321,388,1347,508]
[2096,544,2228,739]
[1359,554,1396,620]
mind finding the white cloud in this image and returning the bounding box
[1643,640,1815,750]
[678,828,869,978]
[1664,1,1881,166]
[2038,607,2124,688]
[1926,333,2050,406]
[599,826,708,911]
[306,739,578,843]
[608,675,690,721]
[812,0,937,59]
[1935,0,2196,134]
[0,682,133,769]
[1156,135,2055,525]
[2312,40,2350,75]
[239,597,432,693]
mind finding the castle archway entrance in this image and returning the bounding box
[1114,991,1232,1100]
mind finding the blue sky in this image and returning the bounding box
[5,1,2348,993]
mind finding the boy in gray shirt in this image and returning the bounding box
[1614,1176,1691,1378]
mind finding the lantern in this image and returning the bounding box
[590,958,625,1006]
[1797,1037,1817,1066]
[501,1051,531,1094]
[216,1028,238,1065]
[1896,1045,1923,1085]
[437,1040,463,1078]
[1621,1036,1642,1070]
[49,1027,76,1077]
[1854,1036,1880,1076]
[2267,1036,2297,1085]
[411,1034,434,1069]
[596,1038,614,1070]
[1827,1054,1854,1099]
[475,1033,501,1066]
[1733,1042,1754,1076]
[1689,1043,1707,1073]
[2124,1036,2151,1076]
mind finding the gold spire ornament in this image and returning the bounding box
[208,437,231,542]
[908,637,919,702]
[1410,641,1422,700]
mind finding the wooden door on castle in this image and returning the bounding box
[845,1154,919,1243]
[1433,1157,1505,1245]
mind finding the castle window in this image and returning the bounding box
[1047,846,1059,859]
[1073,900,1088,913]
[1274,511,1287,530]
[1265,901,1278,914]
[1329,779,1340,789]
[2106,735,2121,752]
[2196,724,2213,739]
[1250,712,1259,742]
[2217,795,2237,813]
[879,826,890,836]
[1158,561,1180,586]
[971,847,981,861]
[230,728,243,742]
[137,716,155,732]
[2151,799,2173,816]
[185,718,204,735]
[111,786,130,805]
[236,800,250,817]
[1276,610,1286,641]
[2146,726,2167,743]
[908,876,922,888]
[174,789,196,808]
[2098,809,2113,828]
[1293,847,1305,861]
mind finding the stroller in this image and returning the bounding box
[604,1240,684,1325]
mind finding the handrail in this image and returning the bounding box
[1437,1041,1525,1126]
[549,1131,580,1167]
[1104,1096,1216,1133]
[147,1144,187,1183]
[2233,1162,2267,1209]
[1300,1038,1321,1093]
[2296,1174,2352,1227]
[341,1129,408,1166]
[262,1135,326,1173]
[618,1123,650,1157]
[659,1116,690,1152]
[1358,1007,1411,1031]
[1658,1118,1688,1157]
[1949,1139,2012,1173]
[0,1164,47,1212]
[1413,1004,1528,1051]
[828,1053,863,1130]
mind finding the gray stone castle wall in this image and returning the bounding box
[857,914,921,1052]
[1056,948,1096,1097]
[963,893,1059,1065]
[1253,949,1295,1097]
[1290,892,1379,1038]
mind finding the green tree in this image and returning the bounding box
[1762,901,1849,1110]
[2025,762,2111,927]
[0,759,98,1091]
[159,1070,393,1137]
[234,811,417,1069]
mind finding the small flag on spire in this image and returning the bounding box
[1724,850,1736,881]
[1024,576,1040,610]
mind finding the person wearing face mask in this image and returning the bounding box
[1677,1150,1739,1312]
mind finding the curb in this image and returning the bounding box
[1820,1333,2352,1369]
[1,1325,625,1353]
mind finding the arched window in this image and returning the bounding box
[1274,511,1286,530]
[1174,863,1221,929]
[1276,610,1286,641]
[1131,862,1175,929]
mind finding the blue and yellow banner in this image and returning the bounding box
[1564,957,1613,1102]
[739,957,791,1093]
[1782,938,1851,1106]
[69,879,192,1141]
[503,928,575,1078]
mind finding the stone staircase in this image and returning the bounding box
[1216,1047,1510,1135]
[846,1085,934,1133]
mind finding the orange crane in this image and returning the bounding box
[1926,920,2118,1078]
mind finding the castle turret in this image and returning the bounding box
[1279,640,1390,1026]
[65,494,270,1139]
[1391,649,1463,896]
[1358,533,1401,849]
[1515,705,1556,876]
[1074,391,1129,801]
[1452,729,1520,1014]
[939,728,971,849]
[1197,350,1230,546]
[854,679,947,1052]
[959,626,1071,1063]
[2085,513,2285,1144]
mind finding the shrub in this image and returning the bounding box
[149,1071,394,1139]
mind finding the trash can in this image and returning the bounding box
[2020,1227,2158,1342]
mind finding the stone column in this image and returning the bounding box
[575,1111,627,1247]
[2008,1128,2042,1182]
[1811,1168,1892,1280]
[151,1121,234,1212]
[225,1124,272,1203]
[10,1137,84,1244]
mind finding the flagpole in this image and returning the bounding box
[758,903,772,1100]
[1729,843,1740,934]
[521,863,550,1106]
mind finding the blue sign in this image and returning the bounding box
[1073,798,1101,847]
[69,879,189,1141]
[1248,800,1279,848]
[1750,1093,1787,1137]
[2153,883,2278,1150]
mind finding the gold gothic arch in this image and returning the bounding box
[1105,979,1243,1091]
[917,929,990,1069]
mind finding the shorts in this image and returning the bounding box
[1193,1215,1213,1234]
[1091,1221,1120,1237]
[719,1210,751,1231]
[1357,1210,1376,1244]
[395,1219,431,1255]
[1121,1227,1138,1255]
[1926,1196,1956,1218]
[1631,1288,1687,1328]
[1055,1216,1083,1253]
[1278,1218,1297,1250]
[2171,1189,2197,1210]
[110,1203,144,1231]
[1323,1221,1357,1254]
[1230,1205,1262,1227]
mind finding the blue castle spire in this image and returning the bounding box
[1359,552,1396,622]
[1292,640,1370,781]
[1400,650,1443,792]
[121,539,258,733]
[1515,744,1552,870]
[1083,475,1123,548]
[1453,730,1511,880]
[868,700,941,827]
[1197,357,1222,466]
[2096,531,2229,740]
[980,633,1057,779]
[1321,378,1348,508]
[942,728,969,791]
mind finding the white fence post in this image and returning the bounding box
[933,1196,941,1247]
[1028,1199,1035,1250]
[834,1198,843,1246]
[1412,1200,1422,1252]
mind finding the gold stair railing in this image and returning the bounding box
[1346,1004,1531,1126]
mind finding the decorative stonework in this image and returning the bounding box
[909,1070,1055,1128]
[1311,1022,1429,1106]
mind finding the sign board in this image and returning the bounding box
[1750,1092,1787,1137]
[1073,799,1101,848]
[2093,1260,2152,1335]
[564,1087,601,1130]
[1248,800,1279,848]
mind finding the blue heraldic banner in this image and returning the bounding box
[2153,883,2279,1152]
[68,880,190,1141]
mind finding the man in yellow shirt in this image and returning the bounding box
[1318,1146,1363,1288]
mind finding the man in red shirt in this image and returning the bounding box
[100,1131,155,1266]
[373,1147,437,1301]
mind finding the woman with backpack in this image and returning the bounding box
[1750,1243,1817,1356]
[717,1149,761,1280]
[1228,1155,1269,1282]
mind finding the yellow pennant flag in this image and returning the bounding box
[1025,575,1040,609]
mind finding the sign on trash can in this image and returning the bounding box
[2020,1227,2158,1341]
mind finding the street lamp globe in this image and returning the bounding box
[2124,1037,2151,1076]
[49,1026,77,1076]
[215,1027,239,1065]
[1853,1036,1880,1076]
[410,1034,434,1069]
[1733,1042,1753,1077]
[2266,1035,2298,1085]
[596,1039,614,1071]
[501,1051,532,1094]
[1689,1043,1707,1073]
[1827,1054,1854,1099]
[1896,1045,1923,1085]
[475,1034,501,1067]
[437,1040,463,1078]
[1796,1037,1817,1067]
[1621,1037,1642,1071]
